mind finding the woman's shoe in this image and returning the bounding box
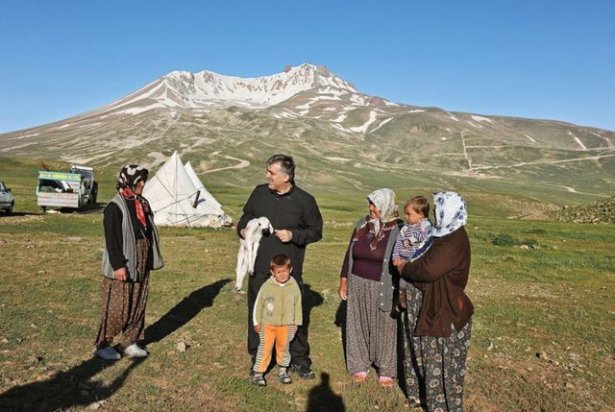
[124,343,148,358]
[378,376,394,388]
[95,346,121,360]
[352,371,368,382]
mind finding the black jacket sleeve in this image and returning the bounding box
[291,194,323,246]
[103,203,127,271]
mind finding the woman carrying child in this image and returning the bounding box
[396,192,474,412]
[391,196,432,406]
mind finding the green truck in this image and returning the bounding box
[36,165,98,213]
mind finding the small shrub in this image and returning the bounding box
[492,234,519,246]
[525,228,547,235]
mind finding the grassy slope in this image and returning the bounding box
[0,159,614,411]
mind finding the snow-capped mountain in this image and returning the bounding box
[104,63,390,116]
[0,63,613,201]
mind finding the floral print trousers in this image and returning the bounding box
[402,285,472,412]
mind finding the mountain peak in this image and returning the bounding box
[108,63,363,113]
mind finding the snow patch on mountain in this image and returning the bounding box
[114,80,167,109]
[332,113,347,123]
[271,110,299,119]
[331,123,354,134]
[121,103,168,115]
[472,115,493,123]
[370,117,394,133]
[350,110,379,133]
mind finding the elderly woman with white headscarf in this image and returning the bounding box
[397,192,474,411]
[338,188,402,388]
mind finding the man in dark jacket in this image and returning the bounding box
[238,154,323,379]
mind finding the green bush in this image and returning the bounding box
[492,234,519,246]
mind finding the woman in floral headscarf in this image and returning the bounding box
[94,164,163,360]
[397,192,473,411]
[338,188,403,387]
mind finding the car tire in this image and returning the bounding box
[91,182,98,205]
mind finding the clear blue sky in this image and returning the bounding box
[1,0,613,133]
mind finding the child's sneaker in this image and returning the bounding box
[278,371,292,384]
[251,373,267,387]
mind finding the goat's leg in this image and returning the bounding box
[235,241,248,291]
[247,235,261,276]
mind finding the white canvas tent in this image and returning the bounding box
[143,151,231,227]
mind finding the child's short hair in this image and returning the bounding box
[270,254,292,269]
[404,195,430,218]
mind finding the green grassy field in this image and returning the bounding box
[0,159,614,411]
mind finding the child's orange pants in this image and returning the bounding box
[253,324,296,373]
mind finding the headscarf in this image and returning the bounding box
[116,164,149,191]
[367,188,398,223]
[359,188,398,250]
[409,191,467,262]
[116,164,150,227]
[431,191,468,238]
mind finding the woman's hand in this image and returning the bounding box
[395,260,407,274]
[114,267,127,282]
[338,277,348,300]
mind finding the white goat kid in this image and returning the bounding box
[234,217,275,293]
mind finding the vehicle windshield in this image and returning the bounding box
[70,167,93,179]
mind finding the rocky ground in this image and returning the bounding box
[556,196,615,224]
